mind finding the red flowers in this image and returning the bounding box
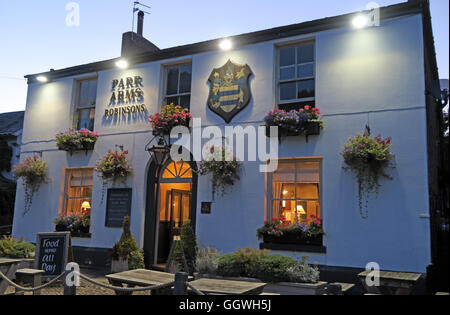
[149,103,192,134]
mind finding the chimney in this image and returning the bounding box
[137,11,145,37]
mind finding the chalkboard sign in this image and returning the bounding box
[105,188,132,228]
[34,232,70,279]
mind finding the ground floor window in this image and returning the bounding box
[269,158,321,223]
[56,168,93,236]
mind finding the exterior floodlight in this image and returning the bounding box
[115,59,129,69]
[352,14,369,29]
[36,76,48,83]
[219,39,232,51]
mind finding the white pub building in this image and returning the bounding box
[12,0,446,288]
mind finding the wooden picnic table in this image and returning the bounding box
[188,278,267,295]
[358,270,422,295]
[105,269,177,295]
[0,258,22,295]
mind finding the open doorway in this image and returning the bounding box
[154,160,195,266]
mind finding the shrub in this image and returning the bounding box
[196,247,220,275]
[180,220,198,275]
[0,236,35,259]
[252,255,297,283]
[217,253,243,277]
[286,257,320,284]
[111,216,138,260]
[128,249,145,270]
[235,247,269,278]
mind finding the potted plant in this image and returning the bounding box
[264,106,324,141]
[56,129,99,154]
[340,127,395,218]
[198,146,243,198]
[148,103,192,136]
[13,155,48,216]
[170,220,198,275]
[111,216,142,273]
[257,216,324,246]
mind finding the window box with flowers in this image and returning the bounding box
[56,129,99,154]
[54,208,91,238]
[148,103,192,136]
[264,106,324,142]
[257,216,326,253]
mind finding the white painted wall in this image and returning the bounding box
[13,14,431,272]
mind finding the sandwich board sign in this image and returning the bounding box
[35,232,70,279]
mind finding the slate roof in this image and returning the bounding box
[0,111,25,136]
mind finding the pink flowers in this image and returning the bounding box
[95,149,133,181]
[149,103,192,134]
[56,129,99,152]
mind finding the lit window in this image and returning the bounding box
[164,64,192,109]
[60,168,93,216]
[278,41,316,112]
[269,159,321,223]
[74,78,97,131]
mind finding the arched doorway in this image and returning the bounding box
[143,158,197,268]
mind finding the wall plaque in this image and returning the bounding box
[105,188,132,228]
[201,202,212,214]
[207,60,253,124]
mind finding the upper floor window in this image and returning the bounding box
[277,41,315,112]
[164,64,192,109]
[75,78,97,131]
[268,158,321,223]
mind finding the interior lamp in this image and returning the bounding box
[81,201,91,210]
[296,205,306,215]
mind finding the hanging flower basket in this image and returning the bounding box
[148,103,192,136]
[264,106,324,142]
[340,129,395,218]
[56,129,99,154]
[198,146,243,198]
[13,155,49,216]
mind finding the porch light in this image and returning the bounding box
[352,14,369,29]
[219,39,232,51]
[115,59,129,69]
[36,76,48,83]
[146,137,170,166]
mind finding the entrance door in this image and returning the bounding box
[156,161,194,264]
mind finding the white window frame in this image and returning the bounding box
[276,40,316,107]
[163,63,192,108]
[72,77,98,130]
[266,157,323,221]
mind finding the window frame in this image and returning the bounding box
[163,63,192,109]
[59,167,94,216]
[266,157,323,222]
[73,77,98,131]
[276,40,316,108]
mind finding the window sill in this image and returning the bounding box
[260,242,326,254]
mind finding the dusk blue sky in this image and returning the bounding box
[0,0,448,113]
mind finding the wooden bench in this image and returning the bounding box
[15,269,45,295]
[358,270,422,295]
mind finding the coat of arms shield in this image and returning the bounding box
[207,60,253,124]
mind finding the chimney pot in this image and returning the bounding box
[137,11,145,36]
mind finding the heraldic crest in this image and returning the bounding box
[207,60,253,123]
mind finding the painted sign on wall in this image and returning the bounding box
[105,76,147,117]
[207,60,253,124]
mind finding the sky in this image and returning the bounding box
[0,0,448,114]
